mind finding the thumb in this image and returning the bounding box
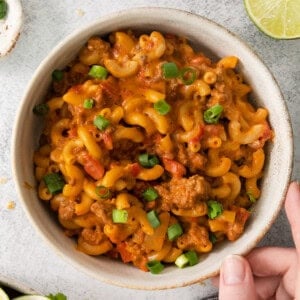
[219,255,257,300]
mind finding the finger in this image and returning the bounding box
[275,280,293,300]
[219,255,257,300]
[285,181,300,252]
[247,247,296,277]
[285,183,300,300]
[253,276,280,299]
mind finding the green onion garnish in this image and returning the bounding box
[142,187,159,202]
[162,62,179,79]
[203,104,223,124]
[94,115,110,130]
[112,209,128,223]
[88,65,108,79]
[52,69,64,82]
[175,251,198,268]
[185,250,198,266]
[247,191,257,203]
[179,67,197,85]
[33,103,49,116]
[43,173,65,194]
[95,185,111,199]
[147,210,161,228]
[209,232,217,244]
[207,200,223,219]
[146,260,164,274]
[83,98,94,109]
[153,100,171,115]
[167,223,183,241]
[0,0,7,19]
[175,253,189,268]
[138,153,159,168]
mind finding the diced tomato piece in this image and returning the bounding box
[261,123,273,141]
[117,242,133,263]
[162,157,186,178]
[128,163,141,177]
[101,132,113,150]
[226,206,251,241]
[189,126,204,144]
[82,154,105,180]
[250,122,274,149]
[235,207,251,225]
[85,125,113,150]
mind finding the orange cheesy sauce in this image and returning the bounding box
[33,30,273,272]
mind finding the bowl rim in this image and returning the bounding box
[11,7,293,290]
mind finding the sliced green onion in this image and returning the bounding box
[185,250,198,266]
[94,115,110,130]
[0,0,8,19]
[207,200,223,219]
[175,253,189,268]
[112,209,128,223]
[88,65,108,79]
[138,153,159,168]
[162,62,179,79]
[147,210,161,228]
[142,187,159,202]
[83,98,94,109]
[203,104,223,124]
[43,173,65,194]
[247,191,257,203]
[175,251,198,268]
[209,232,217,244]
[153,100,171,115]
[167,223,183,241]
[95,185,111,199]
[33,103,49,116]
[52,69,64,81]
[179,67,197,85]
[146,260,164,274]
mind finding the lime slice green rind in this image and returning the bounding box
[244,0,300,39]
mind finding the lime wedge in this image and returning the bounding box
[244,0,300,39]
[0,287,10,300]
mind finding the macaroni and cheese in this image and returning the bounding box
[33,30,273,273]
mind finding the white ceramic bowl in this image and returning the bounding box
[12,8,293,290]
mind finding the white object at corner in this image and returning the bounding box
[0,0,23,57]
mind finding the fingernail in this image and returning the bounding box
[221,255,246,285]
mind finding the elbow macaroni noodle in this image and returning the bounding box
[33,30,273,272]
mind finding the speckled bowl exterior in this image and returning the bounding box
[12,8,293,290]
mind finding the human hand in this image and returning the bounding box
[212,181,300,299]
